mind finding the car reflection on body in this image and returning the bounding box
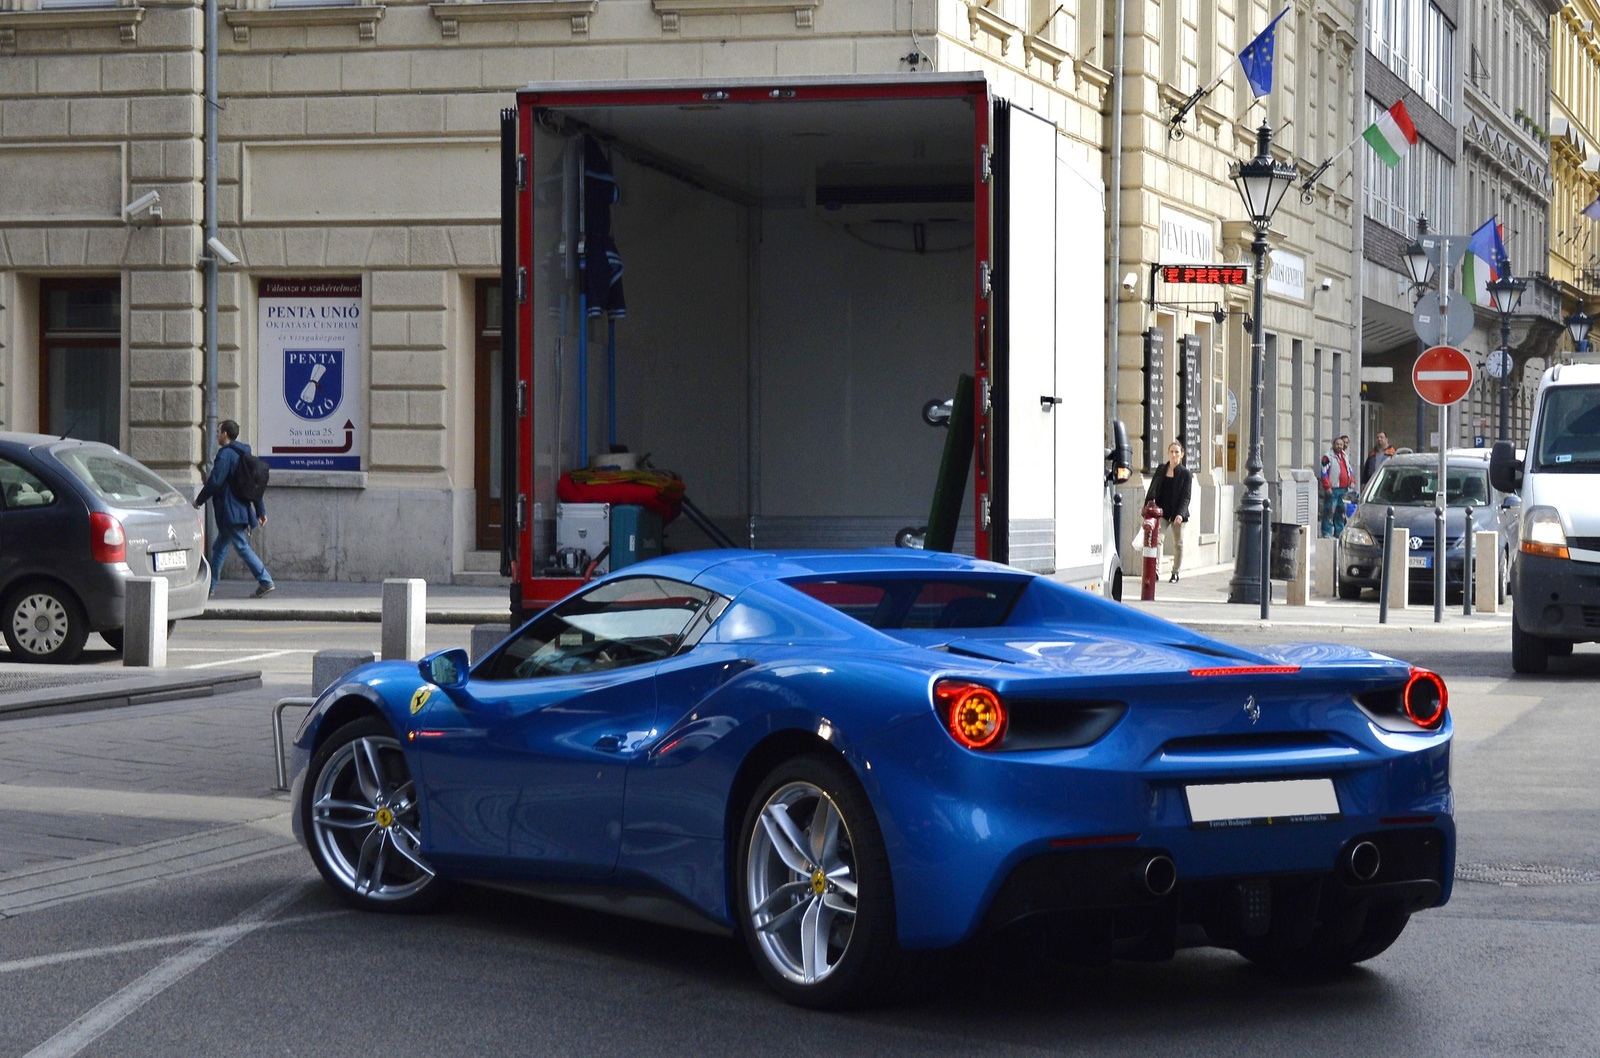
[1337,449,1518,603]
[289,550,1454,1008]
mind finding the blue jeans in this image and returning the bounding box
[211,524,272,589]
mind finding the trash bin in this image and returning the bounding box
[1270,522,1302,581]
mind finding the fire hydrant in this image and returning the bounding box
[1140,502,1163,601]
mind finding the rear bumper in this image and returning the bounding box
[80,557,210,629]
[1512,552,1600,641]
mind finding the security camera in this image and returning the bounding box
[1122,272,1139,293]
[205,236,240,266]
[1320,276,1334,291]
[122,190,161,222]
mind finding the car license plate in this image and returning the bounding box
[1407,555,1431,569]
[1185,779,1340,828]
[154,550,187,572]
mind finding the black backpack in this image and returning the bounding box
[228,445,271,503]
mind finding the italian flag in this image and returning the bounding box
[1363,100,1418,168]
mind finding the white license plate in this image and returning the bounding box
[1185,779,1340,828]
[1407,555,1431,569]
[154,550,188,572]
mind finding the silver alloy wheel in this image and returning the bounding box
[12,593,69,656]
[310,735,434,901]
[746,781,859,985]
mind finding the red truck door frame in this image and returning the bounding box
[501,76,1020,619]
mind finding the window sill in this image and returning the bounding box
[430,0,596,36]
[1023,33,1067,80]
[0,4,145,45]
[224,3,384,43]
[652,0,819,31]
[966,2,1018,53]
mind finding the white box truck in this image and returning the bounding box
[493,73,1129,614]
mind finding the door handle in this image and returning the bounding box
[1040,395,1063,410]
[593,734,623,753]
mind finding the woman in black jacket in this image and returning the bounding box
[1144,441,1193,582]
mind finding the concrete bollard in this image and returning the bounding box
[124,576,168,668]
[1474,531,1500,614]
[1287,528,1311,606]
[1385,526,1410,612]
[1313,537,1336,599]
[381,578,426,661]
[313,649,377,695]
[471,623,510,663]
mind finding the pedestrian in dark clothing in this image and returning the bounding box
[1144,441,1193,582]
[193,420,274,597]
[1362,431,1393,482]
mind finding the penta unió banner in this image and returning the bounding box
[257,277,363,471]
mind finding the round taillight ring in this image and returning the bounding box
[935,679,1007,750]
[1403,668,1447,728]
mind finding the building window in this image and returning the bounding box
[1365,0,1453,120]
[40,279,121,448]
[1364,98,1454,234]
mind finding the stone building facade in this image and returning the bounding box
[1548,0,1600,341]
[0,0,1361,581]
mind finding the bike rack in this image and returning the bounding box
[272,696,316,791]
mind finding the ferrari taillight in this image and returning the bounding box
[90,512,126,564]
[1403,668,1447,729]
[934,679,1007,750]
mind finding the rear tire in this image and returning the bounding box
[734,753,908,1009]
[1336,570,1361,600]
[2,582,88,664]
[1511,615,1549,675]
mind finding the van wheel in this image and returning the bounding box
[1511,616,1549,675]
[3,582,88,664]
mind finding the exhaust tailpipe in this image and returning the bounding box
[1348,841,1381,882]
[1140,855,1177,897]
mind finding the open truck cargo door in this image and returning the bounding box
[502,75,1109,615]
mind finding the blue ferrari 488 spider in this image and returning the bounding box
[290,550,1453,1007]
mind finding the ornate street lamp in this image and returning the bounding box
[1401,219,1433,292]
[1486,275,1526,442]
[1565,307,1592,354]
[1226,123,1298,610]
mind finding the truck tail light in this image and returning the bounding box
[90,512,126,564]
[934,678,1006,750]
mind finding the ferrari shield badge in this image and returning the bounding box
[410,686,433,715]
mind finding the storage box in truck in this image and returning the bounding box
[492,73,1129,618]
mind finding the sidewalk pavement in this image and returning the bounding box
[199,579,510,624]
[1123,563,1513,635]
[0,665,261,721]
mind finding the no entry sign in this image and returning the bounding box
[1413,345,1474,406]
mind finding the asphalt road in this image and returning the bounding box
[0,621,1596,1057]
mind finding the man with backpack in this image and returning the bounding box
[193,419,274,598]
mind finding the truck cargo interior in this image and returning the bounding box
[524,92,979,570]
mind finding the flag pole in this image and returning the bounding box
[1167,71,1228,140]
[1297,128,1369,201]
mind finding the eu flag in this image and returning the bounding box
[1238,8,1289,98]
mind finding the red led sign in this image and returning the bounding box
[1158,264,1251,285]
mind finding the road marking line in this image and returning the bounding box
[21,882,310,1058]
[0,910,342,974]
[183,650,297,669]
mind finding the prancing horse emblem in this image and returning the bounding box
[1243,696,1261,724]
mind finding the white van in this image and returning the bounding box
[1489,362,1600,672]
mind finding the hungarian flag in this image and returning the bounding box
[1363,100,1418,168]
[1462,217,1508,306]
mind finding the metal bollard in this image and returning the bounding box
[1433,502,1445,624]
[1379,505,1395,625]
[381,578,426,661]
[1463,507,1474,617]
[124,576,169,667]
[1259,496,1272,620]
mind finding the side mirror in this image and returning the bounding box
[419,648,470,691]
[1107,420,1133,483]
[1500,494,1521,510]
[1489,440,1522,494]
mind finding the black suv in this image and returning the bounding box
[0,434,208,662]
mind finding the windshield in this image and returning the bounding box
[1364,464,1490,507]
[789,576,1027,629]
[1533,385,1600,470]
[52,445,182,508]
